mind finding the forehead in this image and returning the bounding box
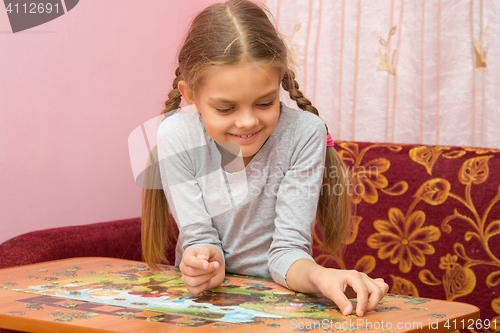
[197,62,281,99]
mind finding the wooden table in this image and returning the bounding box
[0,258,480,333]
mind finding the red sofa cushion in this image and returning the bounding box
[0,218,143,269]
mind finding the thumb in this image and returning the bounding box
[197,245,216,261]
[197,245,220,272]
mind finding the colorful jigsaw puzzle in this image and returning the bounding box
[13,264,348,325]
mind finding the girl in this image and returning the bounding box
[142,0,388,317]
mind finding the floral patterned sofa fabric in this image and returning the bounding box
[314,141,500,330]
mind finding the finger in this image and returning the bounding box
[180,261,220,278]
[182,250,210,271]
[182,271,216,288]
[211,260,220,273]
[181,260,217,275]
[321,280,354,316]
[347,272,369,317]
[197,245,218,261]
[373,279,390,293]
[197,245,221,274]
[328,290,353,316]
[184,279,210,295]
[362,277,385,313]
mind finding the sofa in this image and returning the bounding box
[312,141,500,332]
[1,141,499,333]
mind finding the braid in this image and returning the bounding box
[281,69,350,257]
[282,69,319,116]
[142,67,183,269]
[162,67,183,114]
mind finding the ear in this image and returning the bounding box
[178,80,196,105]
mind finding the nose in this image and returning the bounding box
[234,108,259,129]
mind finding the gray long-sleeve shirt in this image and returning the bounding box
[157,104,326,288]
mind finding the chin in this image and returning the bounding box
[241,153,255,159]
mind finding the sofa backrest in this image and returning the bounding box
[313,141,500,326]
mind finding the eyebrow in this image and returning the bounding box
[209,89,278,104]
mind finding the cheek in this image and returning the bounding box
[263,108,281,127]
[205,117,231,138]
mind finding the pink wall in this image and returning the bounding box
[0,0,218,244]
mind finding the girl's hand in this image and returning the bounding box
[179,244,225,294]
[313,268,389,317]
[286,260,389,317]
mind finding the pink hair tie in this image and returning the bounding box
[326,133,335,147]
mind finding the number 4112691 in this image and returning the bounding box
[444,318,497,330]
[6,3,60,14]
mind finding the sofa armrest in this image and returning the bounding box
[0,218,143,269]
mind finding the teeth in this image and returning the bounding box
[237,133,253,138]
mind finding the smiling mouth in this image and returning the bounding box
[229,129,262,140]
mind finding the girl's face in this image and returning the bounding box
[179,62,281,166]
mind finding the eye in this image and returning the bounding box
[216,107,234,114]
[257,101,274,108]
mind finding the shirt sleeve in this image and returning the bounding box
[156,115,224,262]
[268,114,327,288]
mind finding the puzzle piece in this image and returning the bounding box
[24,302,44,310]
[404,298,431,305]
[6,311,25,316]
[52,270,77,277]
[375,306,402,312]
[62,303,79,308]
[116,311,136,319]
[428,313,446,318]
[42,277,58,281]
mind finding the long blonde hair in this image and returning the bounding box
[142,0,352,269]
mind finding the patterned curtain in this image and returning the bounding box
[264,0,499,148]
